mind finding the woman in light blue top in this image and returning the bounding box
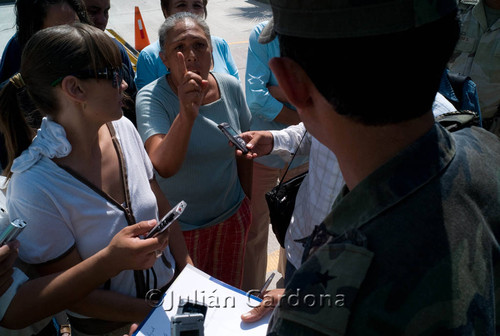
[136,13,252,289]
[134,0,239,91]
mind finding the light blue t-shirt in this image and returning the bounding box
[135,36,239,91]
[136,72,251,230]
[245,21,308,169]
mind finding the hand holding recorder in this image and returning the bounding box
[234,130,274,159]
[218,122,249,155]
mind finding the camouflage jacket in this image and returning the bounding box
[267,123,500,335]
[448,0,500,129]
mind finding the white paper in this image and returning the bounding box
[134,264,271,336]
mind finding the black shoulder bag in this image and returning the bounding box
[265,131,308,248]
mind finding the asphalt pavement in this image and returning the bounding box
[0,2,15,53]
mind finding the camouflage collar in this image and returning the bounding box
[323,123,456,236]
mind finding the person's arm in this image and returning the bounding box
[273,105,301,126]
[270,123,311,157]
[236,123,310,160]
[144,114,194,178]
[245,25,300,126]
[144,53,208,178]
[135,46,162,91]
[233,76,253,199]
[236,155,253,199]
[66,287,151,322]
[218,37,240,81]
[150,178,192,270]
[33,242,151,323]
[1,221,168,329]
[0,241,18,297]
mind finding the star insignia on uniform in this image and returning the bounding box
[314,271,336,288]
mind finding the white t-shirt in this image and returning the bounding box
[271,94,459,269]
[271,123,344,269]
[433,92,458,117]
[0,176,52,335]
[6,117,175,301]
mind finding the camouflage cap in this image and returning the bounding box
[259,0,458,43]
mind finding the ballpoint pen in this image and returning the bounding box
[257,272,275,298]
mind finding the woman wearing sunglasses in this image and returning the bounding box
[0,23,191,336]
[0,0,91,172]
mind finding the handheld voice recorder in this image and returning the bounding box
[171,299,207,336]
[217,122,249,154]
[145,200,187,239]
[0,218,27,245]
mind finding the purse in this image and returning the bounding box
[265,131,308,248]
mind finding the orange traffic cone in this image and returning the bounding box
[134,6,150,51]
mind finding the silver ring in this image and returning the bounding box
[155,250,163,259]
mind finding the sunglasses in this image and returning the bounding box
[51,67,124,88]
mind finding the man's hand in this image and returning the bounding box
[241,288,284,323]
[235,131,274,159]
[0,240,19,297]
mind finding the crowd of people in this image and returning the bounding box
[0,0,499,335]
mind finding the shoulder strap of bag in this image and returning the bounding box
[276,129,308,189]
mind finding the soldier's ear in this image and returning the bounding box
[269,57,315,111]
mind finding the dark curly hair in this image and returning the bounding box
[278,11,460,125]
[160,0,208,18]
[15,0,91,49]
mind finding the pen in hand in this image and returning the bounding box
[257,272,275,299]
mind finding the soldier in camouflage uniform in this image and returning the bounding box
[241,0,500,334]
[448,0,500,136]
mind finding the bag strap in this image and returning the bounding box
[276,129,308,189]
[108,123,147,298]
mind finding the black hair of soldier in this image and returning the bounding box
[278,11,460,126]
